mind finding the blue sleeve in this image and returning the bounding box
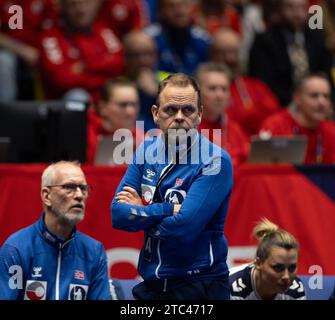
[150,156,233,243]
[0,244,24,300]
[111,145,174,232]
[87,243,111,300]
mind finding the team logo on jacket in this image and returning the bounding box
[141,184,156,205]
[24,280,47,300]
[32,267,42,278]
[68,284,88,300]
[175,178,184,187]
[143,169,156,182]
[164,189,186,204]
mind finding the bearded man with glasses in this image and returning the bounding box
[0,161,110,300]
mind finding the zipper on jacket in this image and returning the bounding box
[55,243,62,300]
[55,239,72,300]
[209,241,214,267]
[155,240,162,279]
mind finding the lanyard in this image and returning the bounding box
[235,77,253,110]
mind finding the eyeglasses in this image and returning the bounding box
[161,105,197,117]
[47,183,93,196]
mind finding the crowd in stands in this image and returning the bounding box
[0,0,335,166]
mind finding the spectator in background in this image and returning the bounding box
[98,0,149,40]
[249,0,333,106]
[39,0,124,102]
[321,0,335,89]
[322,0,335,53]
[229,218,306,300]
[144,0,158,23]
[145,0,211,75]
[211,28,281,137]
[0,0,58,102]
[192,0,241,34]
[238,0,266,68]
[196,62,249,168]
[86,78,144,164]
[123,30,169,131]
[260,73,335,164]
[0,161,110,300]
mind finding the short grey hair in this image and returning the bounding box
[41,161,81,188]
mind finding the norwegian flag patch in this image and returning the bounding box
[74,270,85,280]
[175,178,184,187]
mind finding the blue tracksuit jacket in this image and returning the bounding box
[111,133,233,288]
[145,23,211,75]
[0,214,110,300]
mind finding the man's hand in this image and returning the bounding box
[115,186,143,206]
[173,204,181,215]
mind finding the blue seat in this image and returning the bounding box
[109,279,140,300]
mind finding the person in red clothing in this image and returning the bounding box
[86,78,145,164]
[0,0,58,47]
[192,0,241,34]
[39,0,124,102]
[210,28,281,137]
[196,62,249,167]
[260,73,335,164]
[0,0,58,101]
[98,0,149,40]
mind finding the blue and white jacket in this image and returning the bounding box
[111,134,233,288]
[145,23,211,75]
[0,214,110,300]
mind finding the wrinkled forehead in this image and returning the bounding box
[159,84,199,107]
[54,164,86,183]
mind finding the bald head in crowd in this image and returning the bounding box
[211,28,241,77]
[123,30,157,77]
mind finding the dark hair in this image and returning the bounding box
[100,78,136,102]
[156,73,202,112]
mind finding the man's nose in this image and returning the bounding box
[74,187,85,199]
[174,109,185,121]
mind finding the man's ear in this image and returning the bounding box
[196,107,203,125]
[151,105,159,124]
[41,187,51,207]
[97,101,106,117]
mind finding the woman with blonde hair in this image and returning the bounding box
[229,218,306,300]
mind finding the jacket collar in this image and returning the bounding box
[37,213,76,248]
